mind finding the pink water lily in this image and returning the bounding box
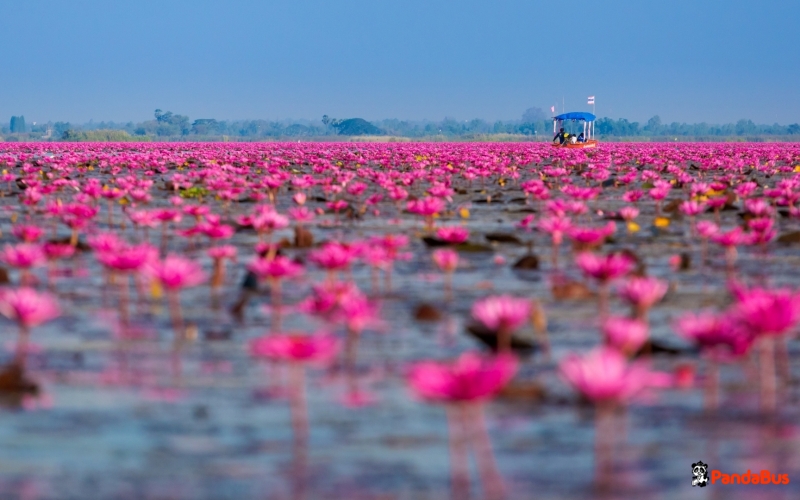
[471,295,531,352]
[559,347,652,404]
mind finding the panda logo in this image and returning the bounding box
[692,461,709,487]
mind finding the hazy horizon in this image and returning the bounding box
[3,0,799,125]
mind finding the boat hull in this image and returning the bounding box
[551,140,598,149]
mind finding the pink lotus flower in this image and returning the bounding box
[618,276,668,317]
[154,208,182,224]
[537,215,572,245]
[696,220,719,238]
[339,293,380,333]
[207,245,237,261]
[0,244,46,269]
[87,232,124,253]
[43,242,76,260]
[575,252,634,283]
[12,225,44,243]
[149,255,206,291]
[248,255,304,280]
[711,227,747,248]
[559,347,651,404]
[537,215,572,267]
[252,207,289,235]
[408,351,514,498]
[622,190,644,203]
[728,285,800,411]
[326,199,349,211]
[673,311,751,358]
[407,351,517,402]
[407,197,445,229]
[432,248,459,273]
[619,206,639,221]
[288,206,315,223]
[471,295,530,333]
[360,245,391,269]
[96,244,157,273]
[372,233,409,258]
[436,226,469,244]
[602,317,648,356]
[298,281,360,322]
[744,198,773,217]
[309,242,356,272]
[198,220,235,240]
[407,197,446,217]
[568,222,616,247]
[732,287,800,337]
[679,200,706,216]
[0,287,60,329]
[250,333,339,364]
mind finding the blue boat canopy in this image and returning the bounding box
[554,112,596,122]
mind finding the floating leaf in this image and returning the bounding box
[485,233,523,244]
[778,231,800,244]
[413,303,442,322]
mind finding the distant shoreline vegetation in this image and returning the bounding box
[2,108,799,142]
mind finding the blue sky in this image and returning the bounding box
[3,0,798,124]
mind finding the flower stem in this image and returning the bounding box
[289,363,309,500]
[168,291,184,336]
[759,336,777,412]
[446,404,470,500]
[468,403,506,500]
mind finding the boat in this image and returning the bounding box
[551,112,598,149]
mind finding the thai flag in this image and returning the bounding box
[587,96,595,105]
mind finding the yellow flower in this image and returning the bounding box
[627,222,641,233]
[654,217,670,228]
[459,208,470,219]
[151,281,163,299]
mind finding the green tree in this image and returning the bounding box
[10,116,26,133]
[644,115,662,134]
[735,119,756,136]
[191,119,221,135]
[53,122,72,137]
[332,118,383,136]
[154,109,190,135]
[521,107,547,124]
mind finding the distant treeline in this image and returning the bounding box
[2,108,799,141]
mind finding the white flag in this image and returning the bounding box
[550,106,555,113]
[587,96,595,105]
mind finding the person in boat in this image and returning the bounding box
[553,128,569,145]
[577,132,585,143]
